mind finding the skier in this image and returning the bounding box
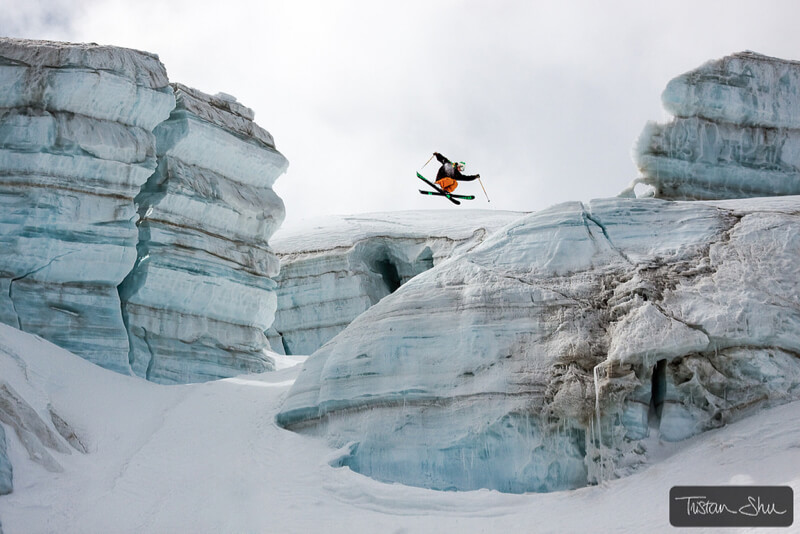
[433,152,480,193]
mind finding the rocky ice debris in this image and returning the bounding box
[625,51,800,200]
[269,211,526,355]
[0,38,175,373]
[277,197,800,493]
[119,83,288,384]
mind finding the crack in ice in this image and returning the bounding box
[8,251,75,330]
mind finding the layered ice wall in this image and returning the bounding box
[277,197,800,493]
[0,38,289,383]
[626,51,800,200]
[0,39,175,373]
[119,84,288,384]
[270,211,526,355]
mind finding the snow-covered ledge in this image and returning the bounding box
[269,210,527,355]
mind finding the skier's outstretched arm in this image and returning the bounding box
[456,172,480,182]
[433,152,451,165]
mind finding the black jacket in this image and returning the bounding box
[434,152,479,182]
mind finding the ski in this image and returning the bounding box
[416,172,460,205]
[418,190,475,200]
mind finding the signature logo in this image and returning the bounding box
[670,486,794,527]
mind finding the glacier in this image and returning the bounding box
[119,84,288,384]
[0,38,175,373]
[2,36,800,503]
[0,38,288,383]
[277,196,800,493]
[270,210,525,355]
[625,51,800,200]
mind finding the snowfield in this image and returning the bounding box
[0,322,797,533]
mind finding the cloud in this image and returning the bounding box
[1,0,88,39]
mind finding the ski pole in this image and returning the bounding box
[477,176,491,202]
[421,153,435,170]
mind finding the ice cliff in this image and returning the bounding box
[626,51,800,200]
[270,211,525,355]
[0,39,175,373]
[0,38,287,383]
[277,197,800,493]
[119,84,288,384]
[278,52,800,494]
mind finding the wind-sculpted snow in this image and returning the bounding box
[119,84,288,384]
[277,197,800,493]
[269,211,526,355]
[0,38,175,373]
[626,52,800,200]
[0,326,91,496]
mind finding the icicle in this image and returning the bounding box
[593,363,604,446]
[592,361,606,484]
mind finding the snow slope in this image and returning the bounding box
[0,323,797,533]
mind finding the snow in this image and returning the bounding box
[0,323,798,533]
[271,210,529,254]
[0,38,173,130]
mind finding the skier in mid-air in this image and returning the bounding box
[432,152,481,193]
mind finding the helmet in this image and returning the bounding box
[456,161,466,172]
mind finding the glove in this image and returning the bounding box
[476,174,481,179]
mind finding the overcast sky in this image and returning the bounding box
[4,0,800,225]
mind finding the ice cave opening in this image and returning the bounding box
[374,257,402,294]
[649,359,667,431]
